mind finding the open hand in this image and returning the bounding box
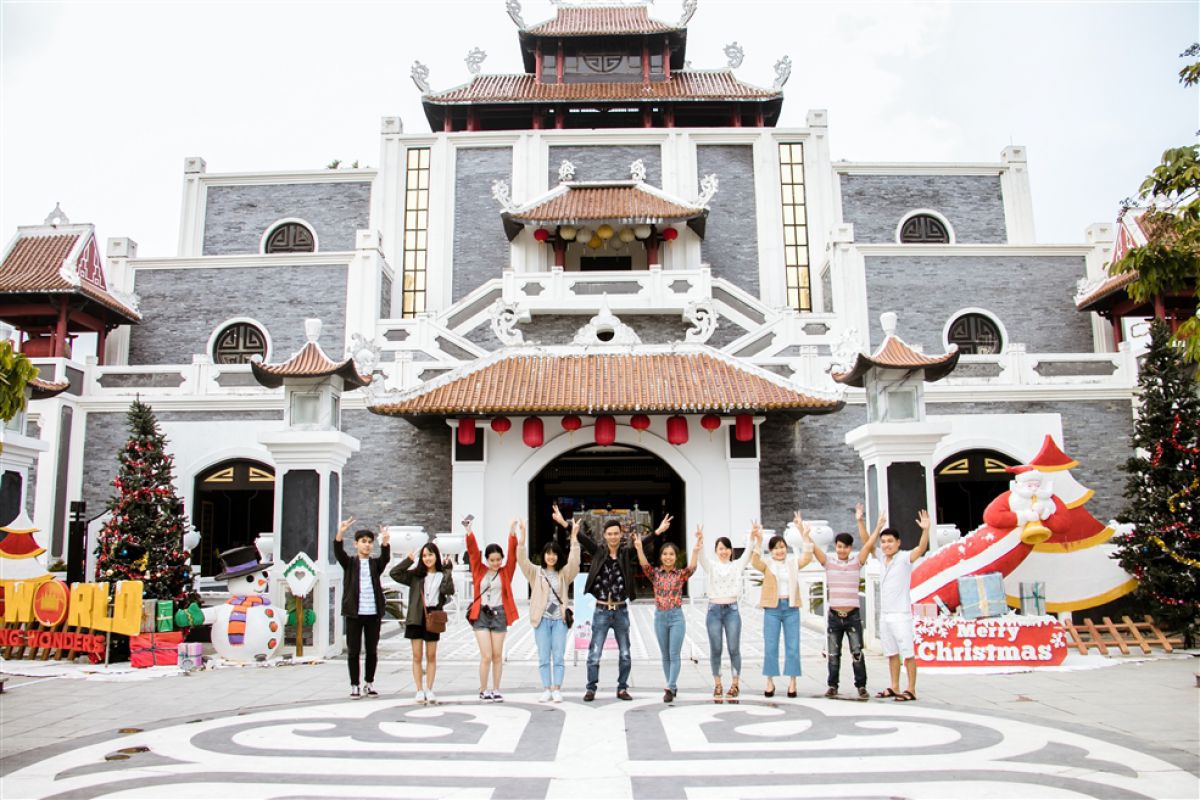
[854,503,864,522]
[518,519,527,547]
[916,510,932,531]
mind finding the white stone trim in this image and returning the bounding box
[129,253,354,271]
[941,307,1008,355]
[206,317,273,364]
[198,168,377,187]
[895,208,956,245]
[833,162,1003,176]
[259,218,320,255]
[855,244,1092,257]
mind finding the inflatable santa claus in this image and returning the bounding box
[911,435,1136,612]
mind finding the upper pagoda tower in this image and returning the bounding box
[416,1,786,132]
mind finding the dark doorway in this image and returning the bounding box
[193,460,275,578]
[529,443,685,595]
[934,449,1019,538]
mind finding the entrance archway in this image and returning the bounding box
[934,449,1019,537]
[529,443,685,594]
[193,459,275,577]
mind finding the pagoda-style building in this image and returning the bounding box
[417,0,787,131]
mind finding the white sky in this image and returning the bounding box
[2,0,1197,258]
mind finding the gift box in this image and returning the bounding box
[130,631,183,668]
[177,642,204,671]
[139,600,157,633]
[155,600,175,632]
[1019,581,1047,616]
[957,572,1006,619]
[913,602,939,619]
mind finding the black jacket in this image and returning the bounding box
[390,557,455,626]
[578,534,639,602]
[334,538,391,618]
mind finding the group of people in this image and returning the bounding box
[333,502,932,703]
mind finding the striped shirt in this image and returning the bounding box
[357,558,377,615]
[825,553,862,609]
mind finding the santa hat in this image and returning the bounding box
[1006,435,1080,474]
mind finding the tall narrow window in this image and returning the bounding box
[401,147,431,317]
[778,143,811,312]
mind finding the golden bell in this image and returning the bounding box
[1020,521,1052,545]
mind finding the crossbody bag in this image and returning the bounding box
[543,570,574,628]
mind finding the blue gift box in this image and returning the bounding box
[1019,581,1047,616]
[957,572,1007,619]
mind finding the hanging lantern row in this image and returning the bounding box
[536,224,679,243]
[461,414,755,448]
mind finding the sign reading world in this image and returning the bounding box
[914,615,1069,667]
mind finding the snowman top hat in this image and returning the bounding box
[215,545,273,581]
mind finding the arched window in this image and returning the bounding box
[212,321,268,364]
[263,222,315,253]
[899,213,950,244]
[947,312,1003,355]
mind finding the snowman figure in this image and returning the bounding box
[174,545,283,662]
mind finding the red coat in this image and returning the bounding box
[465,532,520,625]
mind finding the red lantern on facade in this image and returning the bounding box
[700,413,721,437]
[533,228,550,242]
[630,414,650,433]
[490,416,512,436]
[666,415,688,445]
[562,415,582,433]
[735,414,754,442]
[522,416,544,448]
[595,415,616,446]
[457,418,477,446]
[661,226,679,241]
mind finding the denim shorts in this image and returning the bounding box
[472,606,508,632]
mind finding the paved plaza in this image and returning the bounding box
[2,605,1197,799]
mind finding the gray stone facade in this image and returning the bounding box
[697,145,759,296]
[453,147,514,301]
[520,313,690,345]
[864,254,1092,353]
[202,182,371,255]
[341,410,452,534]
[129,265,348,365]
[840,174,1006,244]
[929,399,1133,522]
[547,145,661,185]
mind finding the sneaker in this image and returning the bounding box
[857,687,870,701]
[539,689,552,702]
[364,683,379,697]
[583,689,596,702]
[415,690,427,704]
[425,690,437,704]
[551,690,563,703]
[350,686,361,699]
[479,690,492,702]
[492,691,504,703]
[824,687,838,698]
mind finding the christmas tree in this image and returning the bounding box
[95,399,198,607]
[1115,319,1200,644]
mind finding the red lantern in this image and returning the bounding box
[457,418,476,446]
[562,415,582,433]
[533,228,550,242]
[630,414,650,431]
[595,415,616,446]
[735,414,754,442]
[661,226,679,241]
[666,415,688,445]
[490,416,512,436]
[700,413,721,436]
[522,416,544,448]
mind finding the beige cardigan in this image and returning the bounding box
[750,551,809,608]
[517,538,581,628]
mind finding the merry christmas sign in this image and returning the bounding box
[914,615,1069,667]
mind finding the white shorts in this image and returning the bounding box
[880,614,915,659]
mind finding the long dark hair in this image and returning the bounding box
[419,542,443,574]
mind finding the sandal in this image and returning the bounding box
[894,690,917,702]
[713,679,723,698]
[726,679,740,698]
[875,688,898,699]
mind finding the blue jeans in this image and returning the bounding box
[654,607,686,691]
[705,602,741,677]
[586,607,631,691]
[534,616,568,688]
[827,608,867,689]
[762,600,801,677]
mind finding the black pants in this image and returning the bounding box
[346,614,382,686]
[826,608,867,689]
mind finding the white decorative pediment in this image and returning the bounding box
[573,299,641,346]
[489,299,527,346]
[683,300,717,343]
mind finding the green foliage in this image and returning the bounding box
[1179,43,1200,88]
[0,340,38,423]
[1114,320,1200,644]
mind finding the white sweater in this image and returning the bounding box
[698,546,752,602]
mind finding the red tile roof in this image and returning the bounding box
[0,229,140,321]
[370,349,842,416]
[526,5,681,36]
[424,71,779,104]
[512,184,704,224]
[250,341,371,390]
[1075,270,1139,311]
[832,336,959,387]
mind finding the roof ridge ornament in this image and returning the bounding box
[506,0,525,28]
[829,327,862,373]
[305,318,323,343]
[694,173,719,207]
[345,332,382,375]
[630,159,646,183]
[411,61,431,94]
[558,159,577,183]
[723,42,744,69]
[880,311,898,338]
[44,202,70,226]
[465,47,487,76]
[489,299,526,345]
[492,179,516,212]
[574,296,642,346]
[678,0,698,26]
[773,55,792,90]
[683,300,717,343]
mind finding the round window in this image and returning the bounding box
[947,313,1002,355]
[213,322,268,364]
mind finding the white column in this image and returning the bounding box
[804,110,834,310]
[1084,222,1117,352]
[1000,146,1036,244]
[844,421,951,540]
[344,230,388,346]
[177,157,207,257]
[373,116,405,267]
[104,237,138,366]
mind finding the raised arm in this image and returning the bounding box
[694,526,711,572]
[514,519,536,582]
[563,521,582,582]
[333,516,355,566]
[465,529,481,570]
[377,525,391,564]
[858,510,887,565]
[796,510,824,567]
[389,554,417,585]
[910,510,932,562]
[631,530,651,570]
[735,522,761,570]
[502,527,520,580]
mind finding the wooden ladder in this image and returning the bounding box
[1062,615,1184,655]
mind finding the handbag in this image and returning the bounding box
[421,577,448,634]
[544,570,574,628]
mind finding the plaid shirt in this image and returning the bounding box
[642,565,695,611]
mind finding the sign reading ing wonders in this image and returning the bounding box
[0,579,145,658]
